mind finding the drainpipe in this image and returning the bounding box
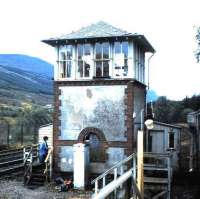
[196,112,200,170]
[147,53,155,90]
[146,53,155,118]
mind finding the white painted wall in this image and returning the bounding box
[38,124,53,148]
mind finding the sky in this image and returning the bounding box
[0,0,200,100]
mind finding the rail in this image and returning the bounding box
[44,147,53,182]
[91,153,142,199]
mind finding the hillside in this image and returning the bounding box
[0,54,53,77]
[0,54,53,107]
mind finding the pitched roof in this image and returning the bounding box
[49,21,133,40]
[42,21,155,53]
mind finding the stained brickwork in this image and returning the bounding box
[53,79,146,173]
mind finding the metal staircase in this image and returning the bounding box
[143,153,172,199]
[23,145,53,188]
[91,153,142,199]
[91,152,172,199]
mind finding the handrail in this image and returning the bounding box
[44,147,53,182]
[23,146,34,185]
[91,153,136,184]
[91,152,172,199]
[92,168,142,199]
[23,147,33,165]
[91,153,143,199]
[44,147,53,163]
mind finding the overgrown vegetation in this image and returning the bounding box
[149,94,200,123]
[0,103,52,146]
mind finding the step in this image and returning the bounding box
[31,174,45,181]
[144,177,168,184]
[31,173,45,177]
[29,180,44,186]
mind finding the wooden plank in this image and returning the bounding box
[137,130,144,197]
[144,177,168,184]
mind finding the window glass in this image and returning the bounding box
[84,133,103,162]
[66,45,73,60]
[94,43,110,77]
[61,52,66,60]
[114,42,121,54]
[67,61,72,77]
[77,44,83,60]
[122,42,128,58]
[95,43,102,59]
[102,42,109,59]
[113,41,129,77]
[103,61,109,77]
[84,44,91,56]
[84,63,90,77]
[78,61,83,77]
[96,61,102,77]
[169,132,175,148]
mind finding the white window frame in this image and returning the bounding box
[94,42,110,78]
[76,43,92,79]
[58,45,74,79]
[113,41,129,78]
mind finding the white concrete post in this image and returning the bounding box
[73,143,89,190]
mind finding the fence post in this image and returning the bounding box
[132,155,137,198]
[23,147,26,163]
[167,154,171,199]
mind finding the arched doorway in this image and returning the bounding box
[78,127,107,162]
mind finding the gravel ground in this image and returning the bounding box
[0,179,93,199]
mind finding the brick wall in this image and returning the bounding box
[53,79,146,173]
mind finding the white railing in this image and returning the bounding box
[143,152,172,199]
[91,152,172,199]
[44,147,53,182]
[91,153,142,199]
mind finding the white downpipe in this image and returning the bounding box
[92,169,132,199]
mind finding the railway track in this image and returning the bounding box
[0,145,38,178]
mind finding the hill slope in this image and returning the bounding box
[0,54,53,107]
[0,54,53,78]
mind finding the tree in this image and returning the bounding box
[17,104,52,145]
[31,106,52,143]
[150,95,200,124]
[0,107,17,145]
[195,27,200,62]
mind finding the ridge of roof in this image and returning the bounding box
[47,21,136,40]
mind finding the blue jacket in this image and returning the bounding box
[39,141,48,156]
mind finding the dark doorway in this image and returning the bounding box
[84,133,103,162]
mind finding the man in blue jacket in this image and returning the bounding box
[39,136,49,163]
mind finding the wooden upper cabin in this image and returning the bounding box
[42,21,155,84]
